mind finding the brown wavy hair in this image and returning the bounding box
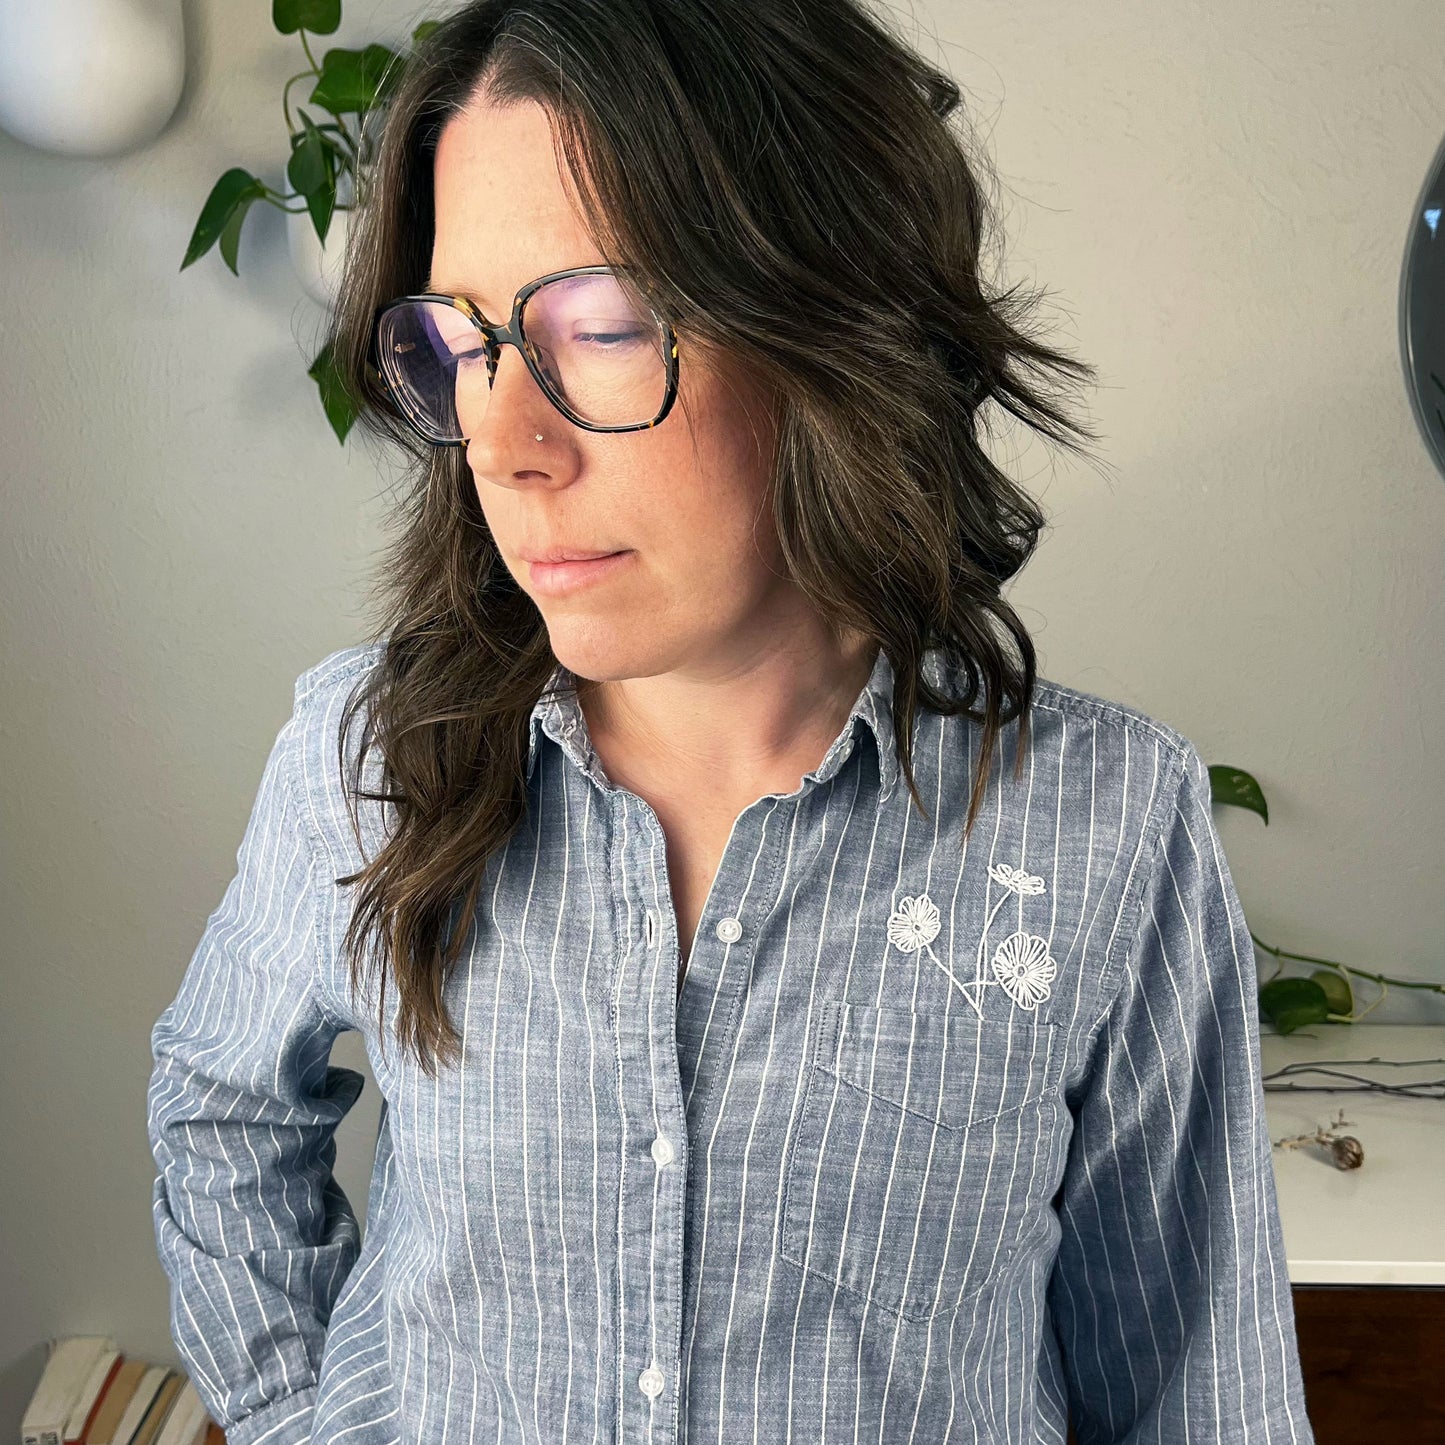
[322,0,1102,1077]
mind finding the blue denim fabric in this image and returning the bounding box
[147,642,1315,1445]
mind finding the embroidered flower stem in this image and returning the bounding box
[921,942,987,1020]
[973,892,1015,977]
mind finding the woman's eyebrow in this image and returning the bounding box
[427,278,503,310]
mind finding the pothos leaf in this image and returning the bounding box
[309,339,360,444]
[288,110,338,244]
[1208,764,1269,823]
[309,44,405,115]
[1258,977,1331,1035]
[1309,968,1354,1017]
[182,168,266,270]
[273,0,341,36]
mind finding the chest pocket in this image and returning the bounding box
[780,997,1064,1324]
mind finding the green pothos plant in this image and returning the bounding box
[1208,764,1443,1033]
[179,0,439,442]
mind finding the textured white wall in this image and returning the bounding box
[2,0,1441,1431]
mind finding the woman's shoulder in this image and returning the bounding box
[292,639,388,715]
[927,646,1204,781]
[1026,671,1208,793]
[1028,673,1198,764]
[1003,671,1212,871]
[284,639,390,864]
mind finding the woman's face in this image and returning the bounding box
[431,94,789,685]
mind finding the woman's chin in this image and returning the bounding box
[542,621,659,683]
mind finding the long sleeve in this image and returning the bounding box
[146,691,366,1445]
[1047,745,1315,1444]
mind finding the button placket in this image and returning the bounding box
[614,797,689,1438]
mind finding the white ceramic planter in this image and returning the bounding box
[287,172,356,309]
[0,0,185,157]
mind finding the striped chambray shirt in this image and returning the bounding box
[146,640,1316,1445]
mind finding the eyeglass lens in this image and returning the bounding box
[378,272,669,440]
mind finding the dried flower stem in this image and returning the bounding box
[1272,1109,1365,1169]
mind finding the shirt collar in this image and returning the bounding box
[526,643,905,802]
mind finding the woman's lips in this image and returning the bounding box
[526,549,634,596]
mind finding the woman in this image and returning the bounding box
[147,1,1315,1442]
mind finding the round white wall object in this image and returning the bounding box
[0,0,186,157]
[288,201,354,310]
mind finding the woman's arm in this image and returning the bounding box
[146,689,365,1445]
[1047,746,1315,1444]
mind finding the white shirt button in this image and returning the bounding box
[715,916,743,943]
[638,1366,664,1397]
[650,1134,675,1168]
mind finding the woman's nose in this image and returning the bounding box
[463,344,565,481]
[455,339,552,442]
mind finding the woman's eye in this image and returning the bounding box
[573,326,647,349]
[446,341,488,361]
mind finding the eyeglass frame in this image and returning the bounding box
[366,264,681,444]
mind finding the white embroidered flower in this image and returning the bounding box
[886,893,941,953]
[988,863,1046,896]
[990,931,1057,1009]
[887,875,1059,1019]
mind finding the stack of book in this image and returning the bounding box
[20,1337,226,1445]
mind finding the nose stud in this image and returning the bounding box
[535,433,544,441]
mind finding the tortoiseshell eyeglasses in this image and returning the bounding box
[367,264,680,444]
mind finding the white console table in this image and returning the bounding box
[1258,1022,1445,1285]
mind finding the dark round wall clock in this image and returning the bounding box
[1400,130,1445,481]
